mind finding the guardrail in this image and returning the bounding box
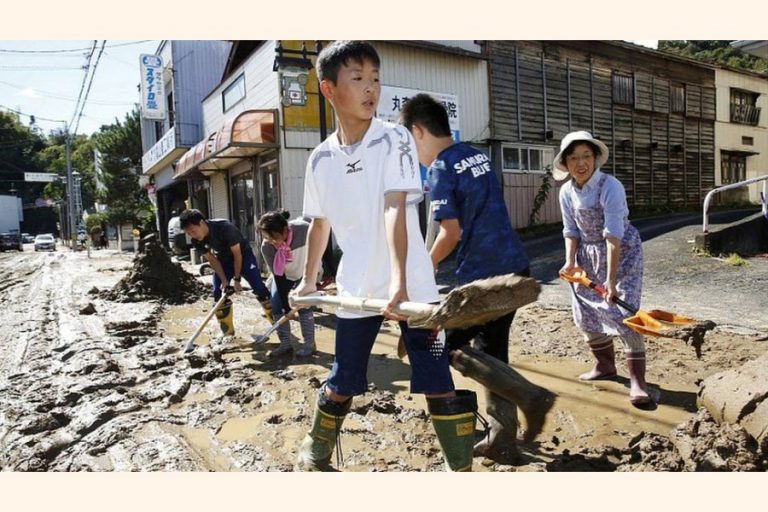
[702,174,768,232]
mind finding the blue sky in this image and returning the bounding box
[0,40,160,136]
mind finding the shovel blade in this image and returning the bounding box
[623,309,698,337]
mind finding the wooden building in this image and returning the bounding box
[486,41,717,228]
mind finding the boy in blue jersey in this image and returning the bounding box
[402,94,552,464]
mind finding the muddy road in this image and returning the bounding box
[1,245,766,471]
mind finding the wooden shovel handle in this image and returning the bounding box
[290,293,436,318]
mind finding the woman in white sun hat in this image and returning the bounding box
[554,130,656,408]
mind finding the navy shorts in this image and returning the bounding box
[326,315,454,397]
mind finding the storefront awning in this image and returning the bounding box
[174,109,279,180]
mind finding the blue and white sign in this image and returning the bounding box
[139,54,166,120]
[377,85,460,142]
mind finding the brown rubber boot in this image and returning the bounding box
[626,352,656,407]
[451,346,555,443]
[578,336,617,381]
[473,390,520,464]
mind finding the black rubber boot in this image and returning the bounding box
[296,388,351,471]
[427,390,478,472]
[473,390,520,465]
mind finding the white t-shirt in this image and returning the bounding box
[303,117,439,318]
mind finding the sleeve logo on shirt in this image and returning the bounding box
[397,131,415,179]
[431,198,448,211]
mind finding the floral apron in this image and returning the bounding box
[570,174,643,337]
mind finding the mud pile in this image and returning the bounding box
[697,351,768,456]
[101,234,208,304]
[547,408,765,471]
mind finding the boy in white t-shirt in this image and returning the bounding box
[293,40,478,471]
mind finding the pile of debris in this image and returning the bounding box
[101,234,208,304]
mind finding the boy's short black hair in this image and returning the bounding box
[317,40,380,84]
[179,209,206,229]
[399,93,452,138]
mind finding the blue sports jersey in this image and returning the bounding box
[429,143,529,284]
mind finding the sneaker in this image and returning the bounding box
[296,343,316,357]
[267,344,293,358]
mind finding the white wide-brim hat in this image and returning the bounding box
[552,131,610,181]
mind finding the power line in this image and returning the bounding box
[0,103,66,123]
[69,41,98,132]
[73,41,107,136]
[0,41,152,54]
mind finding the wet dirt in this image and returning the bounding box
[1,249,767,471]
[100,234,208,305]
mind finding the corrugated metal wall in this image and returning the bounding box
[503,173,565,229]
[173,41,232,146]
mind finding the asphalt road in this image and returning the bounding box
[438,209,768,333]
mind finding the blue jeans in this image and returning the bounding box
[212,247,270,301]
[326,316,454,397]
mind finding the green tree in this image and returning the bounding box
[92,108,147,226]
[658,40,768,74]
[34,130,96,210]
[0,111,47,204]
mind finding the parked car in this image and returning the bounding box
[22,233,35,244]
[0,232,23,252]
[34,233,56,252]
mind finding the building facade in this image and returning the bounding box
[487,41,718,228]
[714,67,767,203]
[172,40,490,255]
[139,40,232,248]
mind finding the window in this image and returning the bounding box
[502,145,554,173]
[154,121,164,142]
[222,74,246,112]
[670,84,685,113]
[167,91,175,128]
[730,88,761,126]
[742,136,754,146]
[260,152,280,213]
[231,167,256,243]
[612,73,634,105]
[721,152,746,185]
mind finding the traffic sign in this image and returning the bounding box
[24,172,58,183]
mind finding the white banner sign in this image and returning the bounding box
[377,85,460,141]
[139,54,166,120]
[24,172,58,183]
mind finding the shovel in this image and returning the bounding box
[251,307,301,345]
[289,273,541,330]
[183,293,229,354]
[559,267,715,357]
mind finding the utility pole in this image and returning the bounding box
[65,129,77,248]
